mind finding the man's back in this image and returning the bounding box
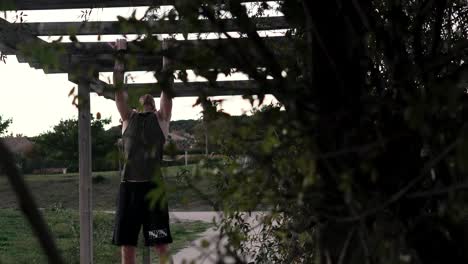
[121,112,166,182]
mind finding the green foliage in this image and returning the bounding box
[19,41,66,73]
[0,0,15,11]
[32,116,119,172]
[164,137,179,159]
[0,115,12,136]
[92,174,108,184]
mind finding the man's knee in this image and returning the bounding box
[154,244,169,255]
[121,246,137,264]
[121,245,136,255]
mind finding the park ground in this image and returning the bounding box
[0,165,217,263]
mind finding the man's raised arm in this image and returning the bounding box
[159,90,172,121]
[113,39,131,121]
[158,42,173,122]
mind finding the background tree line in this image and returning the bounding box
[3,114,265,174]
[18,116,121,173]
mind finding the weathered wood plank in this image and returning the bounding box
[89,79,274,100]
[24,17,288,36]
[136,79,273,97]
[0,17,44,52]
[78,79,93,264]
[0,17,72,73]
[4,0,263,10]
[3,35,289,54]
[44,36,290,73]
[68,36,289,55]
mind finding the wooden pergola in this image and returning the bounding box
[0,1,290,263]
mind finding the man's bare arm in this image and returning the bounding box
[159,44,173,122]
[159,90,172,121]
[113,39,131,121]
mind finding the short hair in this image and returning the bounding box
[139,94,155,111]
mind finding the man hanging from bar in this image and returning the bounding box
[111,38,174,264]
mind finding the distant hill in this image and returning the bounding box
[170,119,199,134]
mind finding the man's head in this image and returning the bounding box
[139,94,156,112]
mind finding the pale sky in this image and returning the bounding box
[0,3,282,137]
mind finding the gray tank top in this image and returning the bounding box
[121,112,165,182]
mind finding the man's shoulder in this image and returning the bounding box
[155,110,168,121]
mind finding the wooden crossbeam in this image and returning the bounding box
[0,17,69,72]
[2,35,288,54]
[0,18,45,53]
[4,0,263,10]
[48,36,290,73]
[71,35,289,55]
[24,16,288,36]
[90,79,274,100]
[3,36,291,73]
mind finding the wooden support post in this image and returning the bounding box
[142,247,151,264]
[139,229,150,264]
[205,124,209,156]
[142,239,150,264]
[78,79,93,264]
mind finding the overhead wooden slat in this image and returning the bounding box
[4,35,292,74]
[33,36,291,73]
[72,35,288,54]
[0,17,68,72]
[90,79,274,100]
[4,0,263,11]
[131,79,273,97]
[24,16,288,36]
[1,36,289,55]
[0,18,42,52]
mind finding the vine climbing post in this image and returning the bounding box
[78,77,93,264]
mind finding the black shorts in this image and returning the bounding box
[112,181,173,246]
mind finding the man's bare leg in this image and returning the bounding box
[155,244,173,264]
[121,246,137,264]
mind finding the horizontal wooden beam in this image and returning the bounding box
[3,0,263,10]
[89,79,274,100]
[2,35,288,53]
[34,36,291,73]
[24,16,288,36]
[85,35,287,54]
[0,17,70,72]
[0,18,42,52]
[133,79,273,97]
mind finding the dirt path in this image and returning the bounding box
[170,212,221,264]
[171,211,264,264]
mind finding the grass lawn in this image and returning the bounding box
[0,165,217,211]
[0,208,211,264]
